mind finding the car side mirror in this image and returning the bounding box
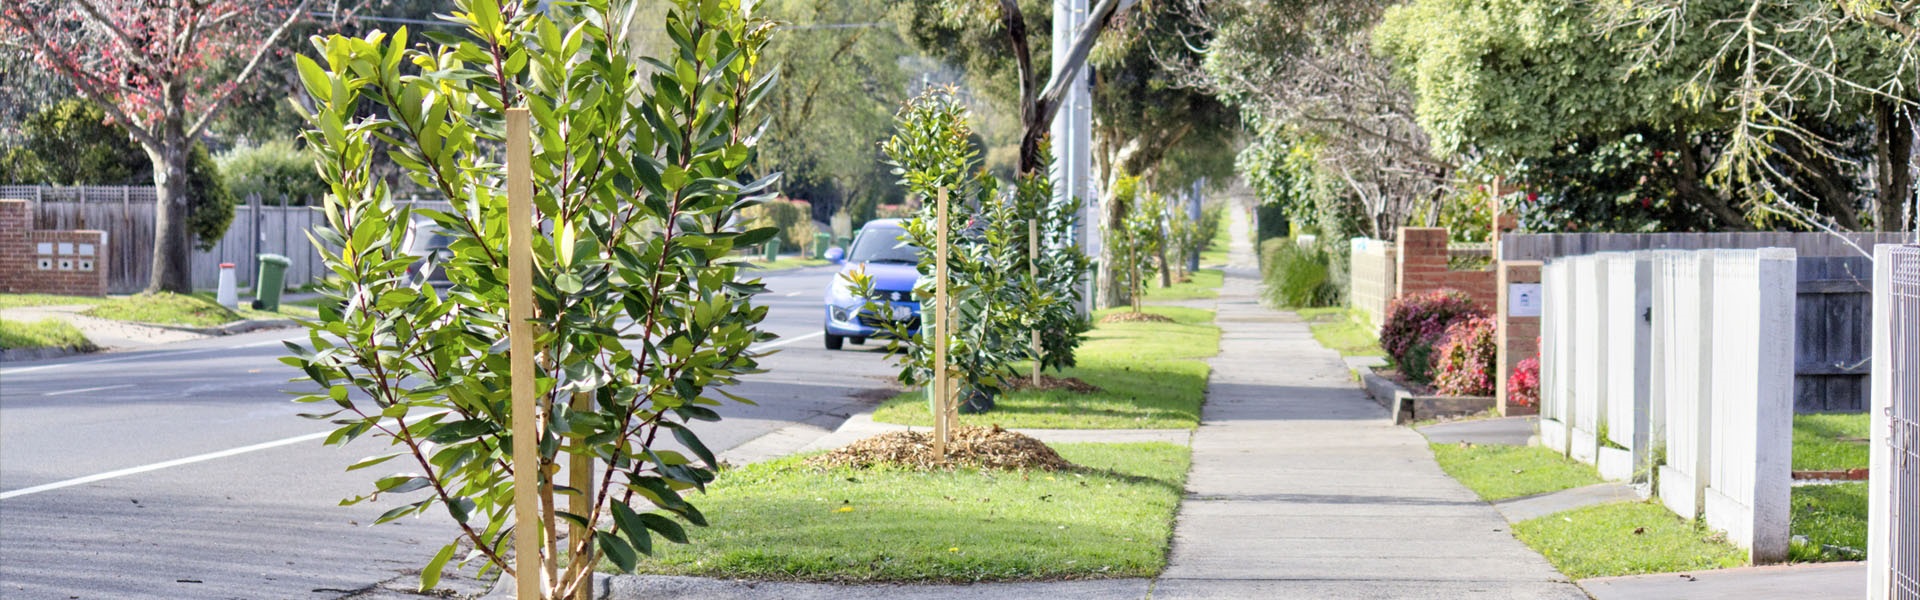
[825,247,845,263]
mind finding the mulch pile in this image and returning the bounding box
[805,425,1075,471]
[1100,311,1175,324]
[1004,374,1102,394]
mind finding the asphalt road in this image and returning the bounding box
[0,265,902,599]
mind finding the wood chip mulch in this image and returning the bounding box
[1100,311,1175,324]
[1003,375,1101,394]
[805,425,1075,472]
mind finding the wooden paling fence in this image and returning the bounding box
[14,185,451,293]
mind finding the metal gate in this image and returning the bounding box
[1888,245,1919,600]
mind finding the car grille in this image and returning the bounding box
[868,289,913,303]
[859,313,920,329]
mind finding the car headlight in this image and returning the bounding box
[830,274,859,301]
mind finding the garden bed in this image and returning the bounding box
[614,442,1191,582]
[1355,363,1495,425]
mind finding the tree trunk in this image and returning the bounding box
[145,140,194,294]
[1874,99,1914,232]
[1097,194,1127,308]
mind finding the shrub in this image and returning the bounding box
[1432,316,1497,396]
[1379,289,1485,380]
[1260,238,1340,308]
[1508,356,1541,407]
[741,198,818,249]
[217,138,326,204]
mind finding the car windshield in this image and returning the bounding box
[847,225,919,264]
[409,224,455,253]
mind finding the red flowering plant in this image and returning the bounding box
[1379,289,1486,382]
[1432,316,1497,396]
[1507,357,1541,407]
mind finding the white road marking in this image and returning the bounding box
[753,331,822,350]
[0,429,335,500]
[784,291,804,297]
[43,384,135,397]
[0,333,821,500]
[0,336,300,376]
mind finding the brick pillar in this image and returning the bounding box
[1497,261,1542,416]
[0,200,31,291]
[1395,227,1449,299]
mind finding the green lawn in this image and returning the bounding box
[1514,501,1748,579]
[1429,443,1604,502]
[82,292,243,327]
[616,442,1191,582]
[1791,482,1868,562]
[0,293,110,309]
[871,306,1220,429]
[0,318,94,351]
[1143,269,1222,301]
[1793,413,1870,471]
[742,254,832,272]
[1296,307,1384,358]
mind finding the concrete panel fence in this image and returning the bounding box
[1540,248,1795,563]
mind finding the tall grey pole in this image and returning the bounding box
[1188,177,1203,272]
[1052,0,1094,315]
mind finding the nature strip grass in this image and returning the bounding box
[1792,413,1870,472]
[615,442,1191,582]
[1790,482,1867,562]
[1429,442,1604,502]
[82,292,243,328]
[871,305,1221,429]
[1514,501,1747,579]
[0,318,94,351]
[1295,307,1385,358]
[1142,268,1223,301]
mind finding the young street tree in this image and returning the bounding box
[0,0,312,293]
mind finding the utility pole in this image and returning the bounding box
[1188,177,1203,272]
[1051,0,1094,315]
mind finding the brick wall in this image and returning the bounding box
[1395,227,1497,308]
[0,199,109,296]
[1497,261,1542,416]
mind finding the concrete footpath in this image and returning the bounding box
[1147,242,1584,599]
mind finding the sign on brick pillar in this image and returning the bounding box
[1497,261,1542,416]
[1657,252,1715,521]
[1570,255,1607,465]
[1539,260,1573,454]
[1597,253,1653,483]
[1703,249,1795,564]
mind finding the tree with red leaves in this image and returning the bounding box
[1,0,312,293]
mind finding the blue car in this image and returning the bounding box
[823,219,922,350]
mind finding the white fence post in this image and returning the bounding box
[1594,252,1653,483]
[1570,256,1607,465]
[1658,251,1715,520]
[1540,260,1571,454]
[1701,249,1795,564]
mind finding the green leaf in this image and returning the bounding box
[597,531,638,572]
[295,55,332,104]
[611,501,654,556]
[419,542,456,592]
[637,512,689,544]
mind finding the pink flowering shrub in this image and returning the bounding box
[1431,316,1497,396]
[1379,289,1486,382]
[1507,356,1540,407]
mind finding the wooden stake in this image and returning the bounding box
[506,108,546,599]
[569,391,593,600]
[1029,219,1040,387]
[933,187,950,457]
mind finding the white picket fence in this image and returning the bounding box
[1539,249,1796,563]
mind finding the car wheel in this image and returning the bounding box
[850,336,866,345]
[824,333,844,350]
